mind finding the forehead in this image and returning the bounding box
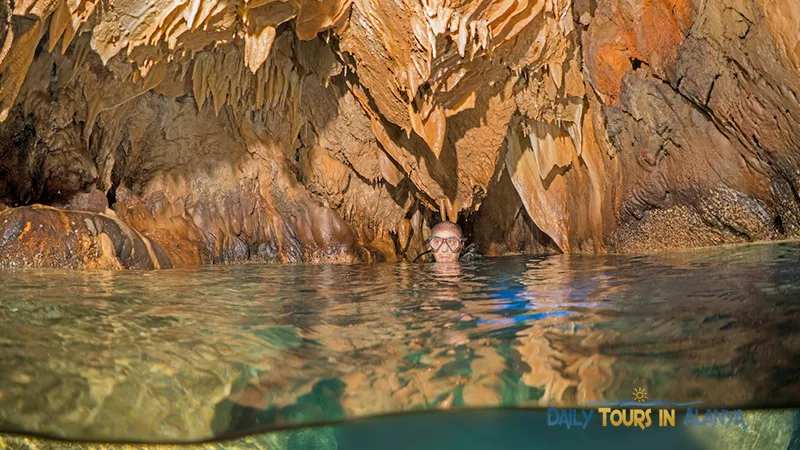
[432,228,460,238]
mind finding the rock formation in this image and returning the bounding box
[0,0,799,267]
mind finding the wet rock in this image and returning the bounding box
[0,205,171,269]
[0,0,798,266]
[586,0,800,251]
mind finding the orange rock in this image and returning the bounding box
[584,0,697,104]
[0,205,171,269]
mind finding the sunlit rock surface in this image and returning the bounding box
[0,0,799,266]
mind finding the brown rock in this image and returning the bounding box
[0,205,171,269]
[0,0,799,267]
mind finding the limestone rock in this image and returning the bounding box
[0,205,171,269]
[0,0,799,267]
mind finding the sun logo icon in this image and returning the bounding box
[633,387,649,403]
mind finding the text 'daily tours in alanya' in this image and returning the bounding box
[546,387,747,431]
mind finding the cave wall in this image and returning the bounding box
[585,0,800,251]
[0,0,798,268]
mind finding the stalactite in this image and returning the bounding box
[1,0,799,269]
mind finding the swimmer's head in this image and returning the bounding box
[427,221,464,263]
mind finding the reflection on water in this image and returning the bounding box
[0,242,799,444]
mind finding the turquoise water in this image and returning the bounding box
[0,241,799,448]
[2,408,799,449]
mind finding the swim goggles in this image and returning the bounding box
[426,236,466,252]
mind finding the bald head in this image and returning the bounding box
[428,221,462,262]
[431,221,462,238]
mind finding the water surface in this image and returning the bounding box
[0,241,799,444]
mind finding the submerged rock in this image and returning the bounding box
[0,0,798,267]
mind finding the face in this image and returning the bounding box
[428,228,463,263]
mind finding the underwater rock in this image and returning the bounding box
[0,0,798,267]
